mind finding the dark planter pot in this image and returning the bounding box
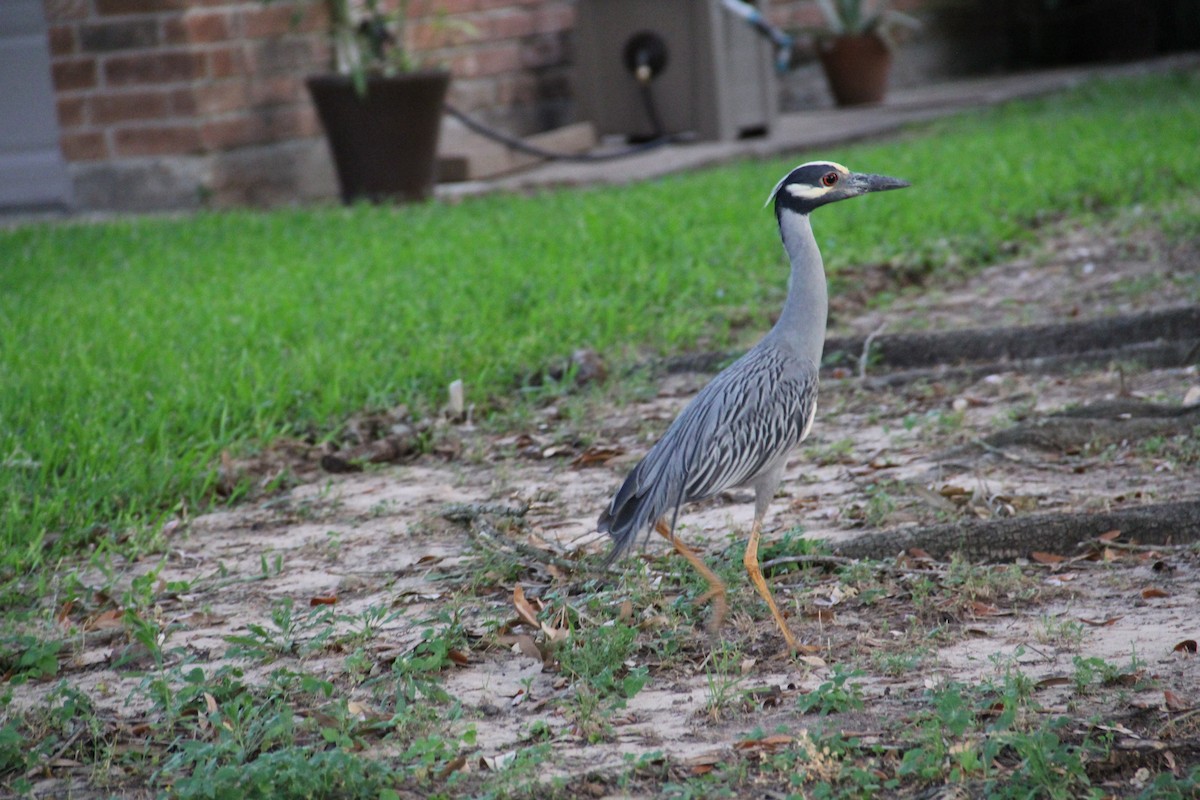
[306,71,450,204]
[817,34,892,107]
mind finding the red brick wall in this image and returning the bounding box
[44,0,328,163]
[408,0,576,132]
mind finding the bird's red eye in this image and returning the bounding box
[822,172,839,187]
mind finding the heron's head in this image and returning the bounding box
[765,161,910,216]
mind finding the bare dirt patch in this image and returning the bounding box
[7,221,1200,798]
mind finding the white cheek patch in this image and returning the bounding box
[785,183,828,200]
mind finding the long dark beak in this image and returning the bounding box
[849,172,911,194]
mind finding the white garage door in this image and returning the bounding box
[0,0,73,212]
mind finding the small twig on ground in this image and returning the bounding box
[1082,537,1196,554]
[858,322,887,381]
[467,516,618,576]
[970,437,1027,462]
[441,501,530,523]
[764,555,949,590]
[1160,708,1200,737]
[25,723,88,779]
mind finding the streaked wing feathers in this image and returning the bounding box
[600,347,817,561]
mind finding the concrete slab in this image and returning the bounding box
[436,52,1200,200]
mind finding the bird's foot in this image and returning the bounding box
[778,623,801,654]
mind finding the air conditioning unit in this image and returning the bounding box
[574,0,779,142]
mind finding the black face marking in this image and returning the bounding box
[768,161,848,217]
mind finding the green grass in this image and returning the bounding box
[2,71,1200,571]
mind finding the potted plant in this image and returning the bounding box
[297,0,453,203]
[813,0,921,106]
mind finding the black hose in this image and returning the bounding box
[442,89,675,165]
[635,81,666,142]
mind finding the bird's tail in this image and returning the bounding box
[597,459,679,566]
[597,506,645,567]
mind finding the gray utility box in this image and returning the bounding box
[574,0,778,142]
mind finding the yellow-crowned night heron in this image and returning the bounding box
[599,161,910,651]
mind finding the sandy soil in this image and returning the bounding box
[13,220,1200,797]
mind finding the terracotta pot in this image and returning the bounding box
[817,34,892,107]
[306,71,450,204]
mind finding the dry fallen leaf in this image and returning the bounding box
[496,633,542,661]
[1141,587,1170,599]
[1164,689,1189,712]
[178,611,228,628]
[571,445,624,468]
[346,700,377,718]
[1078,616,1123,627]
[1099,529,1121,542]
[683,752,723,775]
[479,751,518,771]
[309,595,337,606]
[969,601,1002,617]
[540,620,570,644]
[512,585,540,629]
[437,754,468,780]
[1036,676,1072,689]
[1173,640,1198,654]
[83,608,124,632]
[735,734,794,753]
[1031,551,1066,565]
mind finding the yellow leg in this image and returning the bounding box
[655,519,728,634]
[743,518,800,652]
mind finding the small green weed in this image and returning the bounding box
[984,716,1102,800]
[797,665,866,716]
[1035,615,1086,650]
[704,641,749,721]
[0,634,61,684]
[898,682,982,783]
[224,597,336,661]
[870,643,930,677]
[556,621,647,742]
[1071,655,1113,695]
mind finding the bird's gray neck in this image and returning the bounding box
[766,208,828,366]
